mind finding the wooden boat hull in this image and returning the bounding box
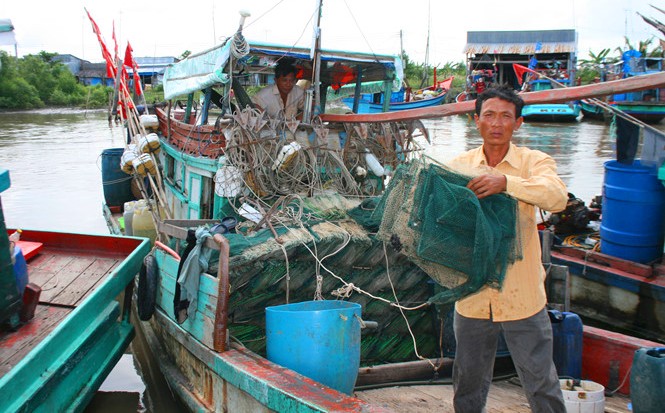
[0,230,150,413]
[551,248,665,343]
[581,99,665,123]
[155,106,226,158]
[611,101,665,123]
[580,99,609,120]
[343,92,446,114]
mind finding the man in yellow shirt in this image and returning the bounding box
[450,84,568,413]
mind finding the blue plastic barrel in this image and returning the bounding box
[630,347,665,413]
[266,300,361,395]
[549,310,583,379]
[101,148,134,209]
[600,160,665,263]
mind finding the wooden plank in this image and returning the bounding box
[355,380,632,412]
[553,247,653,278]
[0,305,71,377]
[321,71,665,123]
[36,256,96,303]
[50,257,118,306]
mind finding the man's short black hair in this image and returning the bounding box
[275,57,298,78]
[475,83,525,118]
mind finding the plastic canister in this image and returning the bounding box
[549,310,583,379]
[123,201,136,236]
[266,300,362,395]
[12,246,28,296]
[630,347,665,413]
[132,200,157,244]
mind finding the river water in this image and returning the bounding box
[0,108,662,411]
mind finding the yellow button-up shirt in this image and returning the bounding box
[450,143,568,321]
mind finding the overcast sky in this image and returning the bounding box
[1,0,663,65]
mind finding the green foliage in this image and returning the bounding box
[0,51,112,110]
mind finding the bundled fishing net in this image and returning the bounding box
[372,159,522,304]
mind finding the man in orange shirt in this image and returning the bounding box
[450,84,568,413]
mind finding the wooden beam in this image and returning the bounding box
[321,71,665,123]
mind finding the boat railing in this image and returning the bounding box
[156,219,231,352]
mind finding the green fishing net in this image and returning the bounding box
[370,160,522,304]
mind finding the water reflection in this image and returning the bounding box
[1,109,663,412]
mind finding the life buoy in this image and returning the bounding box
[137,253,159,321]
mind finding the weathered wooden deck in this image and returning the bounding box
[0,245,123,378]
[355,379,632,412]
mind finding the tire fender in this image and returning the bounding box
[137,253,159,321]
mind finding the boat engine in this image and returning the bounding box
[550,193,590,234]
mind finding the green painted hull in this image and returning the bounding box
[0,231,150,413]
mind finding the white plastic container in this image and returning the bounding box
[123,201,136,236]
[364,149,385,177]
[132,200,156,244]
[560,379,605,413]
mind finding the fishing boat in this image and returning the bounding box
[521,79,581,122]
[0,168,150,412]
[341,76,452,114]
[93,3,665,409]
[581,53,665,123]
[579,98,609,120]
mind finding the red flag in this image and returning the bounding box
[513,63,538,86]
[124,42,134,68]
[85,9,116,79]
[112,21,118,61]
[124,42,142,96]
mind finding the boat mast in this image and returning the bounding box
[311,0,323,115]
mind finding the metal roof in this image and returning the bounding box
[464,30,577,55]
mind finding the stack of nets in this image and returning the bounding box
[373,160,522,304]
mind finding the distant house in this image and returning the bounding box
[463,29,578,87]
[134,56,178,86]
[54,54,113,86]
[53,54,85,77]
[54,54,178,88]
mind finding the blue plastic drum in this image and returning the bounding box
[101,148,134,209]
[600,160,665,263]
[266,300,361,395]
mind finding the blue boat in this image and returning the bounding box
[581,53,665,124]
[522,79,581,122]
[342,87,447,114]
